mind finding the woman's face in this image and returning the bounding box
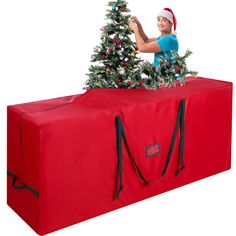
[157,16,172,33]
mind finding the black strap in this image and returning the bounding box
[175,99,185,176]
[7,171,39,197]
[162,99,186,177]
[115,116,124,199]
[115,115,149,199]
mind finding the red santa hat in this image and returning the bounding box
[157,8,177,31]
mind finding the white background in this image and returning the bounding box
[0,0,236,235]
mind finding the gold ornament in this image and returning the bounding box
[131,51,135,57]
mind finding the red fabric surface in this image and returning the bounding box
[7,77,232,235]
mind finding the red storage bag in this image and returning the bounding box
[7,77,232,235]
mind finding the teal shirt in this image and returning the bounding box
[154,34,179,67]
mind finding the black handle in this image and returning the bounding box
[162,99,186,177]
[7,171,39,197]
[115,115,149,199]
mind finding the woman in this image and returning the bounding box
[128,8,179,67]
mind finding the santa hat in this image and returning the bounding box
[157,8,177,32]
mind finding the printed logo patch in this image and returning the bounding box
[146,143,160,158]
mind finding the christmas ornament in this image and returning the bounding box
[127,80,132,86]
[131,51,135,57]
[138,80,144,85]
[119,7,127,12]
[112,38,122,46]
[112,2,117,12]
[101,54,108,59]
[123,61,129,67]
[174,63,180,73]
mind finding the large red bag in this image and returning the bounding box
[7,77,232,235]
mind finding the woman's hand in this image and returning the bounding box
[130,16,140,25]
[128,20,139,33]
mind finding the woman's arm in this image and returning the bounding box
[129,20,161,53]
[131,16,157,43]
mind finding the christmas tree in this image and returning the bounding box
[85,0,144,89]
[84,0,197,90]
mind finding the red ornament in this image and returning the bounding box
[108,48,113,52]
[138,80,144,85]
[119,7,127,12]
[127,80,132,86]
[174,63,180,73]
[112,38,121,46]
[124,62,129,67]
[101,55,108,59]
[117,81,122,87]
